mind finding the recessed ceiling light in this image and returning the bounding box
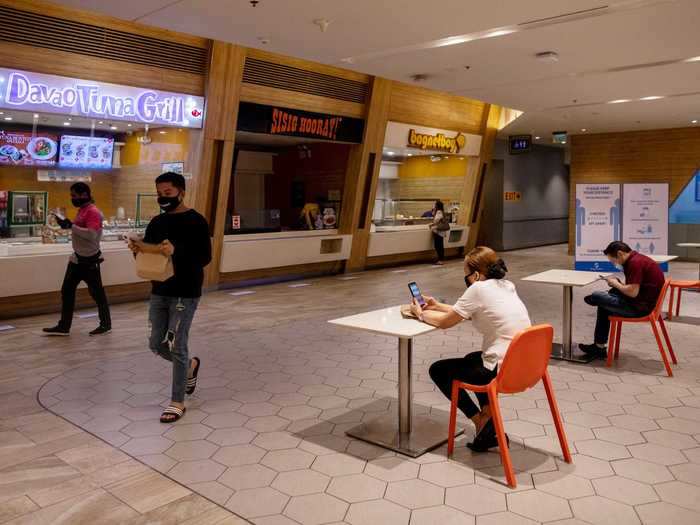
[4,116,12,121]
[640,96,664,101]
[608,99,630,104]
[67,117,72,121]
[0,112,4,115]
[693,120,698,124]
[33,113,39,118]
[387,151,395,156]
[685,56,700,62]
[127,123,132,127]
[159,131,167,134]
[407,153,413,157]
[63,122,70,126]
[110,126,118,130]
[581,128,587,132]
[98,121,104,124]
[535,136,541,140]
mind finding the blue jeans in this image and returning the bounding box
[148,295,199,403]
[585,290,642,345]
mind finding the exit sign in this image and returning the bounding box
[504,191,522,202]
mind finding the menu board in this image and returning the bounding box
[0,130,58,166]
[59,135,114,169]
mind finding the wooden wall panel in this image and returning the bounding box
[0,0,208,48]
[568,127,700,253]
[0,41,205,95]
[388,82,486,134]
[245,48,370,83]
[240,83,365,118]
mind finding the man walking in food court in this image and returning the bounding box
[128,172,211,423]
[579,241,664,359]
[43,182,111,336]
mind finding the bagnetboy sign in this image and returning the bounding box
[0,68,204,128]
[408,129,465,154]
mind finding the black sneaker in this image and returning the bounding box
[578,343,607,359]
[89,326,112,336]
[43,325,70,336]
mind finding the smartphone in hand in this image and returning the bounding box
[408,281,426,307]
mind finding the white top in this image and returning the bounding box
[522,269,608,287]
[329,306,437,338]
[648,254,678,263]
[430,210,448,238]
[452,279,531,370]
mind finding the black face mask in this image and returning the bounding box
[464,272,478,288]
[71,197,90,208]
[157,195,181,212]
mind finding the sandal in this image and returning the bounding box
[186,357,201,395]
[160,405,186,423]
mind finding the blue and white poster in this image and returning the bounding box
[575,184,621,271]
[623,183,669,270]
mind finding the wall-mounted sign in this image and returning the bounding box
[622,183,668,268]
[383,122,482,156]
[59,135,113,169]
[552,131,568,145]
[0,67,205,128]
[236,102,365,143]
[161,161,184,175]
[407,129,465,154]
[504,191,522,201]
[575,183,620,271]
[231,215,241,229]
[0,130,58,166]
[508,135,531,154]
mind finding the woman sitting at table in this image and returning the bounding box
[410,246,531,451]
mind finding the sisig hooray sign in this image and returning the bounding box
[0,68,204,128]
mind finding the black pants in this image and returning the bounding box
[429,352,497,418]
[433,233,445,261]
[59,261,111,330]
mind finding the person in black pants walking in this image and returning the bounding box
[44,183,111,336]
[430,200,447,265]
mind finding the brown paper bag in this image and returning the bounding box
[136,252,174,282]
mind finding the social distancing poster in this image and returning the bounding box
[575,183,669,271]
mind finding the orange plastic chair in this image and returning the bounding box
[608,279,676,376]
[447,324,571,488]
[667,280,700,320]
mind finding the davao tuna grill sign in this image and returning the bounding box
[270,108,343,140]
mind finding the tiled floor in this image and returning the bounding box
[2,244,700,524]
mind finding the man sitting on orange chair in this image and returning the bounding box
[580,241,664,359]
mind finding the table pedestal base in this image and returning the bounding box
[345,414,463,458]
[550,342,596,363]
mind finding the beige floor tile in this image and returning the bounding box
[635,501,700,525]
[419,461,475,488]
[365,457,420,482]
[284,493,349,525]
[445,484,506,515]
[346,499,410,525]
[0,496,38,523]
[611,458,674,484]
[410,505,475,525]
[261,448,315,472]
[507,490,572,522]
[533,471,595,498]
[105,470,190,513]
[654,480,700,512]
[592,476,659,505]
[570,495,640,525]
[225,487,289,519]
[312,453,365,477]
[476,511,538,525]
[327,473,386,503]
[219,464,277,491]
[272,469,331,496]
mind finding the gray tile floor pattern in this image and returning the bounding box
[32,246,700,524]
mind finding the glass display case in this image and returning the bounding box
[136,193,160,227]
[8,191,47,227]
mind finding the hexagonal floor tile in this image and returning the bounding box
[635,501,700,525]
[327,473,386,503]
[410,505,474,525]
[445,484,506,515]
[212,444,266,467]
[166,439,219,461]
[385,478,444,510]
[272,469,331,497]
[284,493,349,525]
[225,487,289,519]
[201,412,249,429]
[312,453,365,477]
[655,480,700,512]
[476,511,538,525]
[507,490,572,522]
[162,423,212,442]
[207,428,256,446]
[245,416,291,433]
[253,431,301,450]
[219,464,277,491]
[570,495,640,525]
[346,499,410,525]
[364,457,420,482]
[592,475,659,505]
[628,443,688,465]
[612,458,674,484]
[575,439,631,461]
[532,471,595,498]
[168,459,226,484]
[261,448,315,472]
[419,461,474,488]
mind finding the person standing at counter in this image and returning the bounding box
[430,200,449,265]
[43,183,112,336]
[128,172,211,423]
